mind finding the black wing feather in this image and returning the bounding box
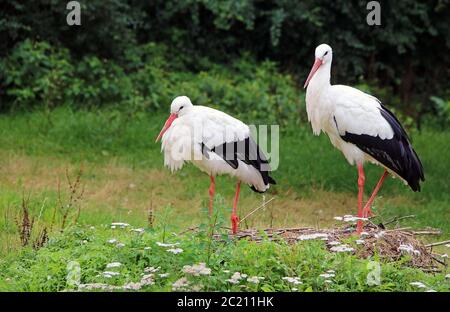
[201,137,276,193]
[339,104,425,191]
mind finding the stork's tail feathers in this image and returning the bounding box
[249,174,276,194]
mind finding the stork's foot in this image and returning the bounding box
[231,214,239,234]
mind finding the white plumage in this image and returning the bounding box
[304,44,424,233]
[160,99,268,192]
[156,96,276,234]
[305,47,394,167]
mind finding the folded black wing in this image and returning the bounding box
[339,104,424,191]
[201,137,276,193]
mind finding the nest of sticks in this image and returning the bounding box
[209,223,448,270]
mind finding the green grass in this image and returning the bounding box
[0,213,448,292]
[0,107,449,292]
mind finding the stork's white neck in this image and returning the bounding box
[308,61,332,93]
[305,59,333,135]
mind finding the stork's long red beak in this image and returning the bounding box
[155,113,178,142]
[303,58,322,89]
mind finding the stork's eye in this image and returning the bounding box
[179,106,184,111]
[324,51,329,56]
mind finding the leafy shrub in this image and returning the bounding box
[0,40,73,110]
[66,56,133,107]
[0,40,301,124]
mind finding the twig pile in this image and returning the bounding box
[210,224,446,270]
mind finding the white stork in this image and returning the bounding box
[304,44,424,233]
[155,96,276,233]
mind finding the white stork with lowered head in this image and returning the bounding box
[155,96,276,233]
[304,44,424,233]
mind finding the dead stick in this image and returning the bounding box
[239,197,275,223]
[410,230,441,235]
[425,240,450,248]
[431,255,447,266]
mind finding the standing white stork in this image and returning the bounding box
[304,44,424,233]
[155,96,276,234]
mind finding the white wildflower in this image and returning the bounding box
[130,228,145,234]
[223,270,230,273]
[374,231,385,239]
[426,289,436,292]
[297,233,328,241]
[144,247,152,250]
[410,282,427,288]
[319,273,335,278]
[159,273,170,278]
[227,272,247,284]
[355,239,365,245]
[324,279,333,284]
[282,277,302,285]
[106,262,122,269]
[144,266,160,273]
[111,222,130,228]
[182,263,211,276]
[102,271,120,278]
[292,288,298,291]
[156,242,179,247]
[172,277,189,291]
[116,243,125,248]
[440,254,448,258]
[247,276,264,284]
[79,283,120,291]
[191,284,203,291]
[328,241,341,246]
[326,270,335,273]
[330,245,354,252]
[140,274,155,286]
[123,282,141,290]
[445,274,450,279]
[445,244,450,248]
[107,239,118,244]
[167,248,183,254]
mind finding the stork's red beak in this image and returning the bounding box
[155,113,178,142]
[303,58,322,89]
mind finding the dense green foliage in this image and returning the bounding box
[1,1,450,126]
[0,40,300,125]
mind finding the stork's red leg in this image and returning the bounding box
[362,170,388,218]
[231,181,241,234]
[209,175,215,216]
[356,164,365,234]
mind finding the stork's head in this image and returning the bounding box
[156,96,193,142]
[170,95,193,116]
[304,44,333,88]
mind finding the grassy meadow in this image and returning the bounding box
[0,107,449,291]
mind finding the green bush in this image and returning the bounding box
[66,56,133,107]
[0,40,301,124]
[0,40,73,110]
